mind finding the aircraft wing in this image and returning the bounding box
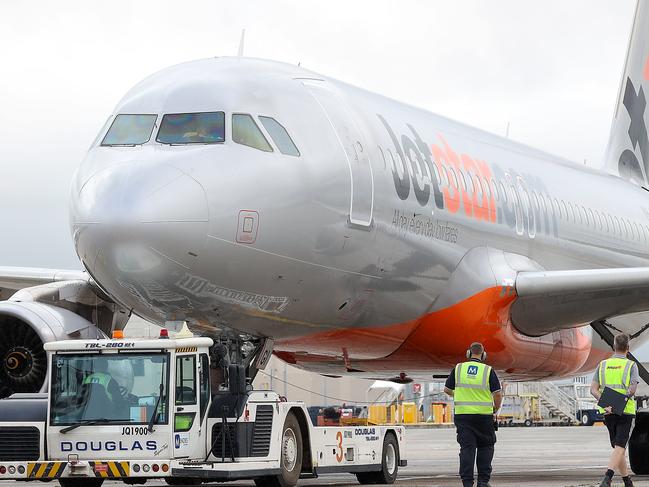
[0,266,89,300]
[512,267,649,337]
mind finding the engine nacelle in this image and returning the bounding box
[0,301,106,398]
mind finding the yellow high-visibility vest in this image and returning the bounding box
[83,372,113,401]
[598,357,636,415]
[454,361,494,415]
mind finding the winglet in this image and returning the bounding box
[237,29,246,57]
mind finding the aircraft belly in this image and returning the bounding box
[275,286,594,380]
[272,247,584,379]
[89,220,437,362]
[192,234,436,356]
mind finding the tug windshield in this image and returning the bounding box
[50,353,169,426]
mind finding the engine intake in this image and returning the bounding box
[0,301,106,399]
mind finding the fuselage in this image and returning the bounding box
[70,57,649,381]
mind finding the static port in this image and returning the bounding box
[132,464,140,473]
[142,464,150,473]
[152,464,159,473]
[7,466,15,474]
[17,466,25,474]
[0,466,6,474]
[161,464,169,473]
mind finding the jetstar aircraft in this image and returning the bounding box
[3,3,649,407]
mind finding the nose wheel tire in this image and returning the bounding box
[254,411,303,487]
[356,432,399,484]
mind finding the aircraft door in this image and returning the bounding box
[302,80,374,227]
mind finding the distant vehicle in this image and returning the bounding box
[576,409,604,427]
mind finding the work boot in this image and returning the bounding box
[462,481,473,487]
[598,476,612,487]
[477,483,492,487]
[623,476,634,487]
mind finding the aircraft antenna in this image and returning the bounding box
[237,29,246,57]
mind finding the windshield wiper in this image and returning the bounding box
[148,382,165,432]
[60,418,131,434]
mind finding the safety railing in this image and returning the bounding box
[506,381,578,422]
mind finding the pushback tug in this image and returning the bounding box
[0,327,405,487]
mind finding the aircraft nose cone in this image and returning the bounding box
[71,161,209,279]
[72,162,207,225]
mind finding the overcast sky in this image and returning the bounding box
[0,0,637,268]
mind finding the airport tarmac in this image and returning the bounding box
[1,426,647,487]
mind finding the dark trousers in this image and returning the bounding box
[455,415,496,486]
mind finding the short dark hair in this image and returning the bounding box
[614,333,630,352]
[470,342,484,356]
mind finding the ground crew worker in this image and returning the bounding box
[82,358,123,416]
[590,333,639,487]
[444,342,502,487]
[83,358,120,396]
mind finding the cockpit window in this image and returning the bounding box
[157,112,225,145]
[232,114,273,152]
[259,116,300,156]
[101,114,157,146]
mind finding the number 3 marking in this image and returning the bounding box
[335,431,343,462]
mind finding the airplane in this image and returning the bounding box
[2,0,649,453]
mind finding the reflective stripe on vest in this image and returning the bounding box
[598,357,636,415]
[454,362,494,415]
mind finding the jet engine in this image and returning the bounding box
[0,301,106,399]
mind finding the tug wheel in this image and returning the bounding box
[356,432,399,484]
[59,479,104,487]
[165,478,201,485]
[254,411,303,487]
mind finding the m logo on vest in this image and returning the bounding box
[454,362,494,415]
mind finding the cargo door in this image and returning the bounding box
[302,80,374,227]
